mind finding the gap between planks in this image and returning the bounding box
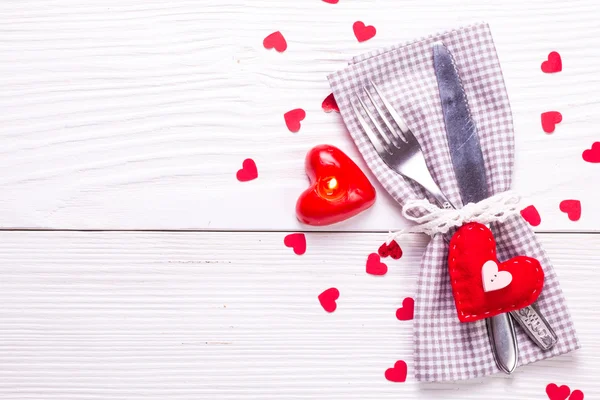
[0,229,598,234]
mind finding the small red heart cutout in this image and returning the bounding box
[583,142,600,163]
[396,297,414,321]
[521,205,541,227]
[318,288,339,312]
[385,360,407,383]
[366,253,387,276]
[236,158,258,182]
[541,51,562,73]
[322,93,340,113]
[569,389,583,400]
[284,233,306,255]
[322,0,339,3]
[353,21,376,42]
[541,111,562,133]
[263,31,287,52]
[378,240,402,260]
[546,383,571,400]
[296,145,376,226]
[569,390,584,400]
[448,222,544,322]
[284,108,306,133]
[559,200,581,221]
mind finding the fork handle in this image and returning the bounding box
[487,313,518,374]
[422,181,519,373]
[414,169,454,208]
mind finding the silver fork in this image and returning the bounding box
[351,79,519,373]
[350,80,452,208]
[352,80,558,373]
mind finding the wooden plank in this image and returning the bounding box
[0,0,598,231]
[0,231,596,399]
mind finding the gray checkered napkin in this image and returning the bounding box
[328,23,579,382]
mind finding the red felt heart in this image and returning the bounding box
[448,222,544,322]
[396,297,414,321]
[559,200,581,221]
[322,0,339,3]
[353,21,376,42]
[541,51,562,73]
[541,111,562,133]
[318,288,339,312]
[284,108,306,133]
[385,361,407,383]
[569,390,584,400]
[322,93,340,113]
[378,240,402,259]
[521,205,541,227]
[236,158,258,182]
[583,142,600,163]
[263,31,287,52]
[366,253,387,276]
[546,384,571,400]
[284,233,306,255]
[296,145,376,226]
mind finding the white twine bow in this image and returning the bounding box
[386,190,522,244]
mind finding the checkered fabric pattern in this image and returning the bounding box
[328,23,579,382]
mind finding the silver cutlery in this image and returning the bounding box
[432,42,519,374]
[351,81,451,208]
[351,78,556,374]
[432,41,557,356]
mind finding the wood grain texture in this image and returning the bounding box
[0,0,598,230]
[0,231,596,399]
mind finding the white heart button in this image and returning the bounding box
[481,260,512,293]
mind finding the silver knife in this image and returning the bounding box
[432,43,556,374]
[431,43,557,354]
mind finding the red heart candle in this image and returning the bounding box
[296,145,376,226]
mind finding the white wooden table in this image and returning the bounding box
[0,1,598,399]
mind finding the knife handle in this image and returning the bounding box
[486,313,518,374]
[510,305,558,350]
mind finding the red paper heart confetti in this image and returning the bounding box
[448,222,544,322]
[541,111,562,133]
[284,108,306,133]
[236,158,258,182]
[521,205,541,227]
[569,390,584,400]
[396,297,414,321]
[569,389,583,400]
[284,233,306,255]
[378,240,402,260]
[546,383,571,400]
[353,21,376,42]
[296,145,376,226]
[322,0,339,3]
[322,93,340,113]
[263,31,287,52]
[541,51,562,73]
[385,361,407,383]
[366,253,388,276]
[559,200,581,221]
[582,142,600,163]
[318,288,339,312]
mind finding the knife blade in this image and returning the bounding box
[432,42,519,374]
[433,41,558,365]
[431,42,557,355]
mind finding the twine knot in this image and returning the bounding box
[387,191,521,243]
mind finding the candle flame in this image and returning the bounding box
[328,177,338,190]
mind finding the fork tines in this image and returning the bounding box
[351,80,415,154]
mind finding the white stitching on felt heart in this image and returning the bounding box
[481,260,512,292]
